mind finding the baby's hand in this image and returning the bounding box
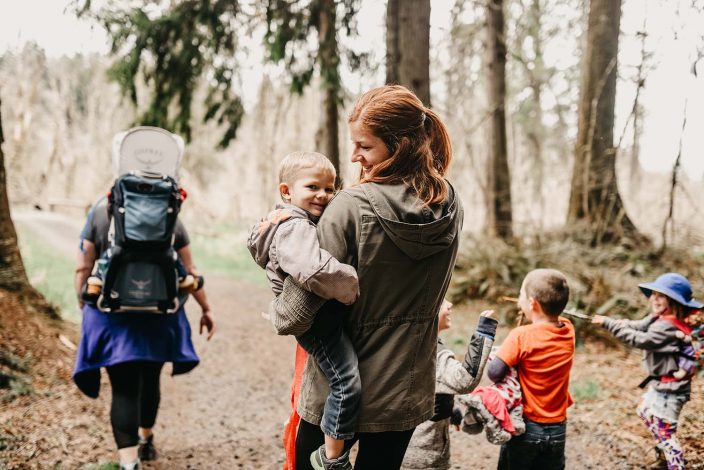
[674,331,692,343]
[591,314,606,325]
[480,310,494,318]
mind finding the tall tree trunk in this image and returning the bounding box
[316,0,341,183]
[567,0,640,244]
[528,0,545,222]
[385,0,431,106]
[0,94,72,318]
[0,94,31,292]
[485,0,513,239]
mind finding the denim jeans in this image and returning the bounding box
[498,419,566,470]
[296,312,361,441]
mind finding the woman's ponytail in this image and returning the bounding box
[424,107,452,177]
[349,85,453,206]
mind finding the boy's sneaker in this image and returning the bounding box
[310,445,352,470]
[461,410,483,435]
[119,459,140,470]
[137,434,157,461]
[647,446,668,469]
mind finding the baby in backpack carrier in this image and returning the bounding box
[672,309,703,380]
[82,183,203,304]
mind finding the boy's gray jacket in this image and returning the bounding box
[247,203,359,305]
[270,182,464,432]
[603,315,691,395]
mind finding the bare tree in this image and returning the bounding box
[567,0,642,244]
[0,93,36,296]
[315,0,341,180]
[0,87,71,320]
[386,0,431,105]
[265,0,364,182]
[485,0,513,239]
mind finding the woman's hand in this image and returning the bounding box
[591,314,606,325]
[200,310,216,340]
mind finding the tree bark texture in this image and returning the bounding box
[0,94,31,292]
[485,0,513,239]
[385,0,431,106]
[567,0,639,243]
[316,0,341,183]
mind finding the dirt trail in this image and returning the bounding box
[153,277,297,469]
[5,211,703,469]
[13,210,86,255]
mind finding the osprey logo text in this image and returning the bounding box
[128,278,153,300]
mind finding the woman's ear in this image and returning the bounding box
[279,182,292,201]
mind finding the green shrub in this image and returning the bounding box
[449,228,704,343]
[570,378,601,402]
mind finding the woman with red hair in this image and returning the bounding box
[274,84,463,470]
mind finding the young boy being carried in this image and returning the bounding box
[487,268,575,470]
[247,151,360,470]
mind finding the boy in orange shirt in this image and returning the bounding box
[487,268,575,470]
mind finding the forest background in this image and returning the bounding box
[1,0,704,468]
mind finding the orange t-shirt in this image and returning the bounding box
[496,318,575,423]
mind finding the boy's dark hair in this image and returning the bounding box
[524,268,569,317]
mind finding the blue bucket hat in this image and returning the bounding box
[638,272,703,309]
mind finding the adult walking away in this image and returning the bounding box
[271,85,463,470]
[73,197,215,468]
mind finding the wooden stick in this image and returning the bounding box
[561,309,593,320]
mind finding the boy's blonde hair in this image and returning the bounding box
[278,151,336,185]
[524,268,569,317]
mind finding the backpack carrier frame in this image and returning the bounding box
[84,126,188,314]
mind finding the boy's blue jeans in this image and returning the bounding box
[498,418,566,470]
[296,311,361,441]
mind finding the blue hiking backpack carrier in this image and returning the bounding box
[96,170,184,313]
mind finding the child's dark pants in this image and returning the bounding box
[498,418,566,470]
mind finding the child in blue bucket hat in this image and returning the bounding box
[592,272,702,470]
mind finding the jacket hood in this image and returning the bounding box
[360,181,463,260]
[247,203,313,268]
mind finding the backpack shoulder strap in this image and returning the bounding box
[660,315,693,335]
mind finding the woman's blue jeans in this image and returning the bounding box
[296,313,361,441]
[498,418,566,470]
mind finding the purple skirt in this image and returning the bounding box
[73,304,199,398]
